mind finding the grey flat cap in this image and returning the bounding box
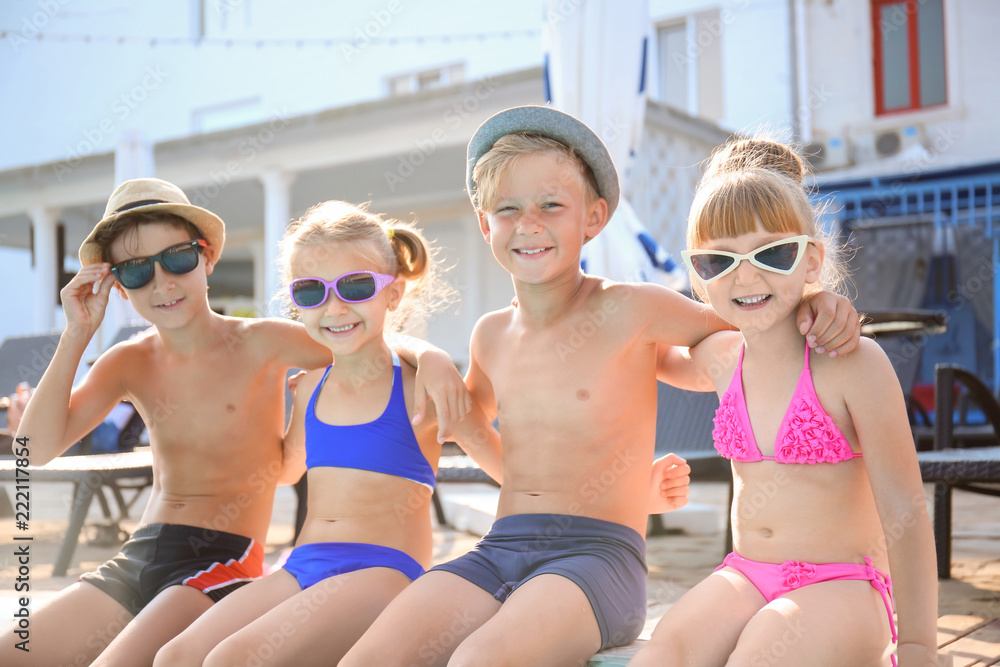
[466,105,620,218]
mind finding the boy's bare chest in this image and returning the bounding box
[486,321,651,420]
[122,351,286,444]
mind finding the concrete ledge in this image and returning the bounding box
[588,640,646,665]
[656,501,725,535]
[435,483,499,536]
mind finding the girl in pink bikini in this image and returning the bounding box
[632,139,937,666]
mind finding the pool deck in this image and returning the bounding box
[1,480,998,664]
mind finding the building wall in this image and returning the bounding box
[0,0,543,172]
[648,0,795,133]
[805,0,1000,174]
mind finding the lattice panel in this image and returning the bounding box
[625,123,718,262]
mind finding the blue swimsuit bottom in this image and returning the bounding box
[283,541,425,589]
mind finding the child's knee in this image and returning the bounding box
[340,644,378,667]
[153,636,205,667]
[641,627,700,665]
[202,634,270,667]
[448,635,509,667]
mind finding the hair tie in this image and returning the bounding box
[386,228,395,239]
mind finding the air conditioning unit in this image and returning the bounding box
[852,125,924,164]
[875,125,922,157]
[804,137,849,171]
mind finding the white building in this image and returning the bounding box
[2,0,996,379]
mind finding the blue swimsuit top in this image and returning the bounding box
[304,353,436,489]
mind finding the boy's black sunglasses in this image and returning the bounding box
[110,239,207,289]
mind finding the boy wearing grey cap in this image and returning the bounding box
[343,106,861,665]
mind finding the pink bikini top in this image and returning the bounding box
[713,343,860,464]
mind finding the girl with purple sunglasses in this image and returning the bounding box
[156,201,497,667]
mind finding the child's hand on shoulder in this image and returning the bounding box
[797,291,861,357]
[287,370,308,395]
[649,453,691,514]
[61,264,115,340]
[411,350,472,443]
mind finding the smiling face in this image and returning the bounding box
[108,222,214,327]
[698,228,823,334]
[477,151,607,285]
[289,241,404,357]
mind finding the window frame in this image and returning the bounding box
[871,0,948,116]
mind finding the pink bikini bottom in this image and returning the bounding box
[718,552,897,666]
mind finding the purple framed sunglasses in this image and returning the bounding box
[289,271,395,308]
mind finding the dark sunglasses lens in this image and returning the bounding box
[115,260,154,289]
[690,254,734,280]
[291,280,328,308]
[755,242,799,271]
[336,273,377,302]
[160,244,200,274]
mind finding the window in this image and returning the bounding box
[200,0,252,38]
[656,22,689,112]
[653,14,722,121]
[872,0,947,115]
[387,64,464,97]
[192,98,262,133]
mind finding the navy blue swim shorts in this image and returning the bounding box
[431,513,647,649]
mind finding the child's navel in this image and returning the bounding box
[576,389,590,401]
[226,403,236,413]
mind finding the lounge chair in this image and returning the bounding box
[922,364,1000,578]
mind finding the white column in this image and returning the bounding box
[793,0,812,143]
[685,17,699,118]
[114,130,155,184]
[251,242,266,316]
[29,206,61,332]
[462,219,483,344]
[259,169,296,316]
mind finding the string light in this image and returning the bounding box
[0,29,540,49]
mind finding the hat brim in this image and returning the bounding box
[79,203,226,266]
[466,105,620,218]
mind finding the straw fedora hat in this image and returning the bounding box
[79,178,225,265]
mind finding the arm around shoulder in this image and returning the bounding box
[257,318,331,371]
[448,314,503,483]
[389,333,470,441]
[277,367,323,485]
[623,282,730,350]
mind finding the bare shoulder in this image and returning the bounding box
[232,317,328,368]
[691,330,743,361]
[98,327,158,367]
[601,278,717,332]
[816,336,900,396]
[601,279,697,308]
[471,307,514,345]
[228,316,300,347]
[591,278,652,309]
[690,330,744,386]
[822,336,892,374]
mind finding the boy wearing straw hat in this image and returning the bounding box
[1,178,465,667]
[343,106,861,665]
